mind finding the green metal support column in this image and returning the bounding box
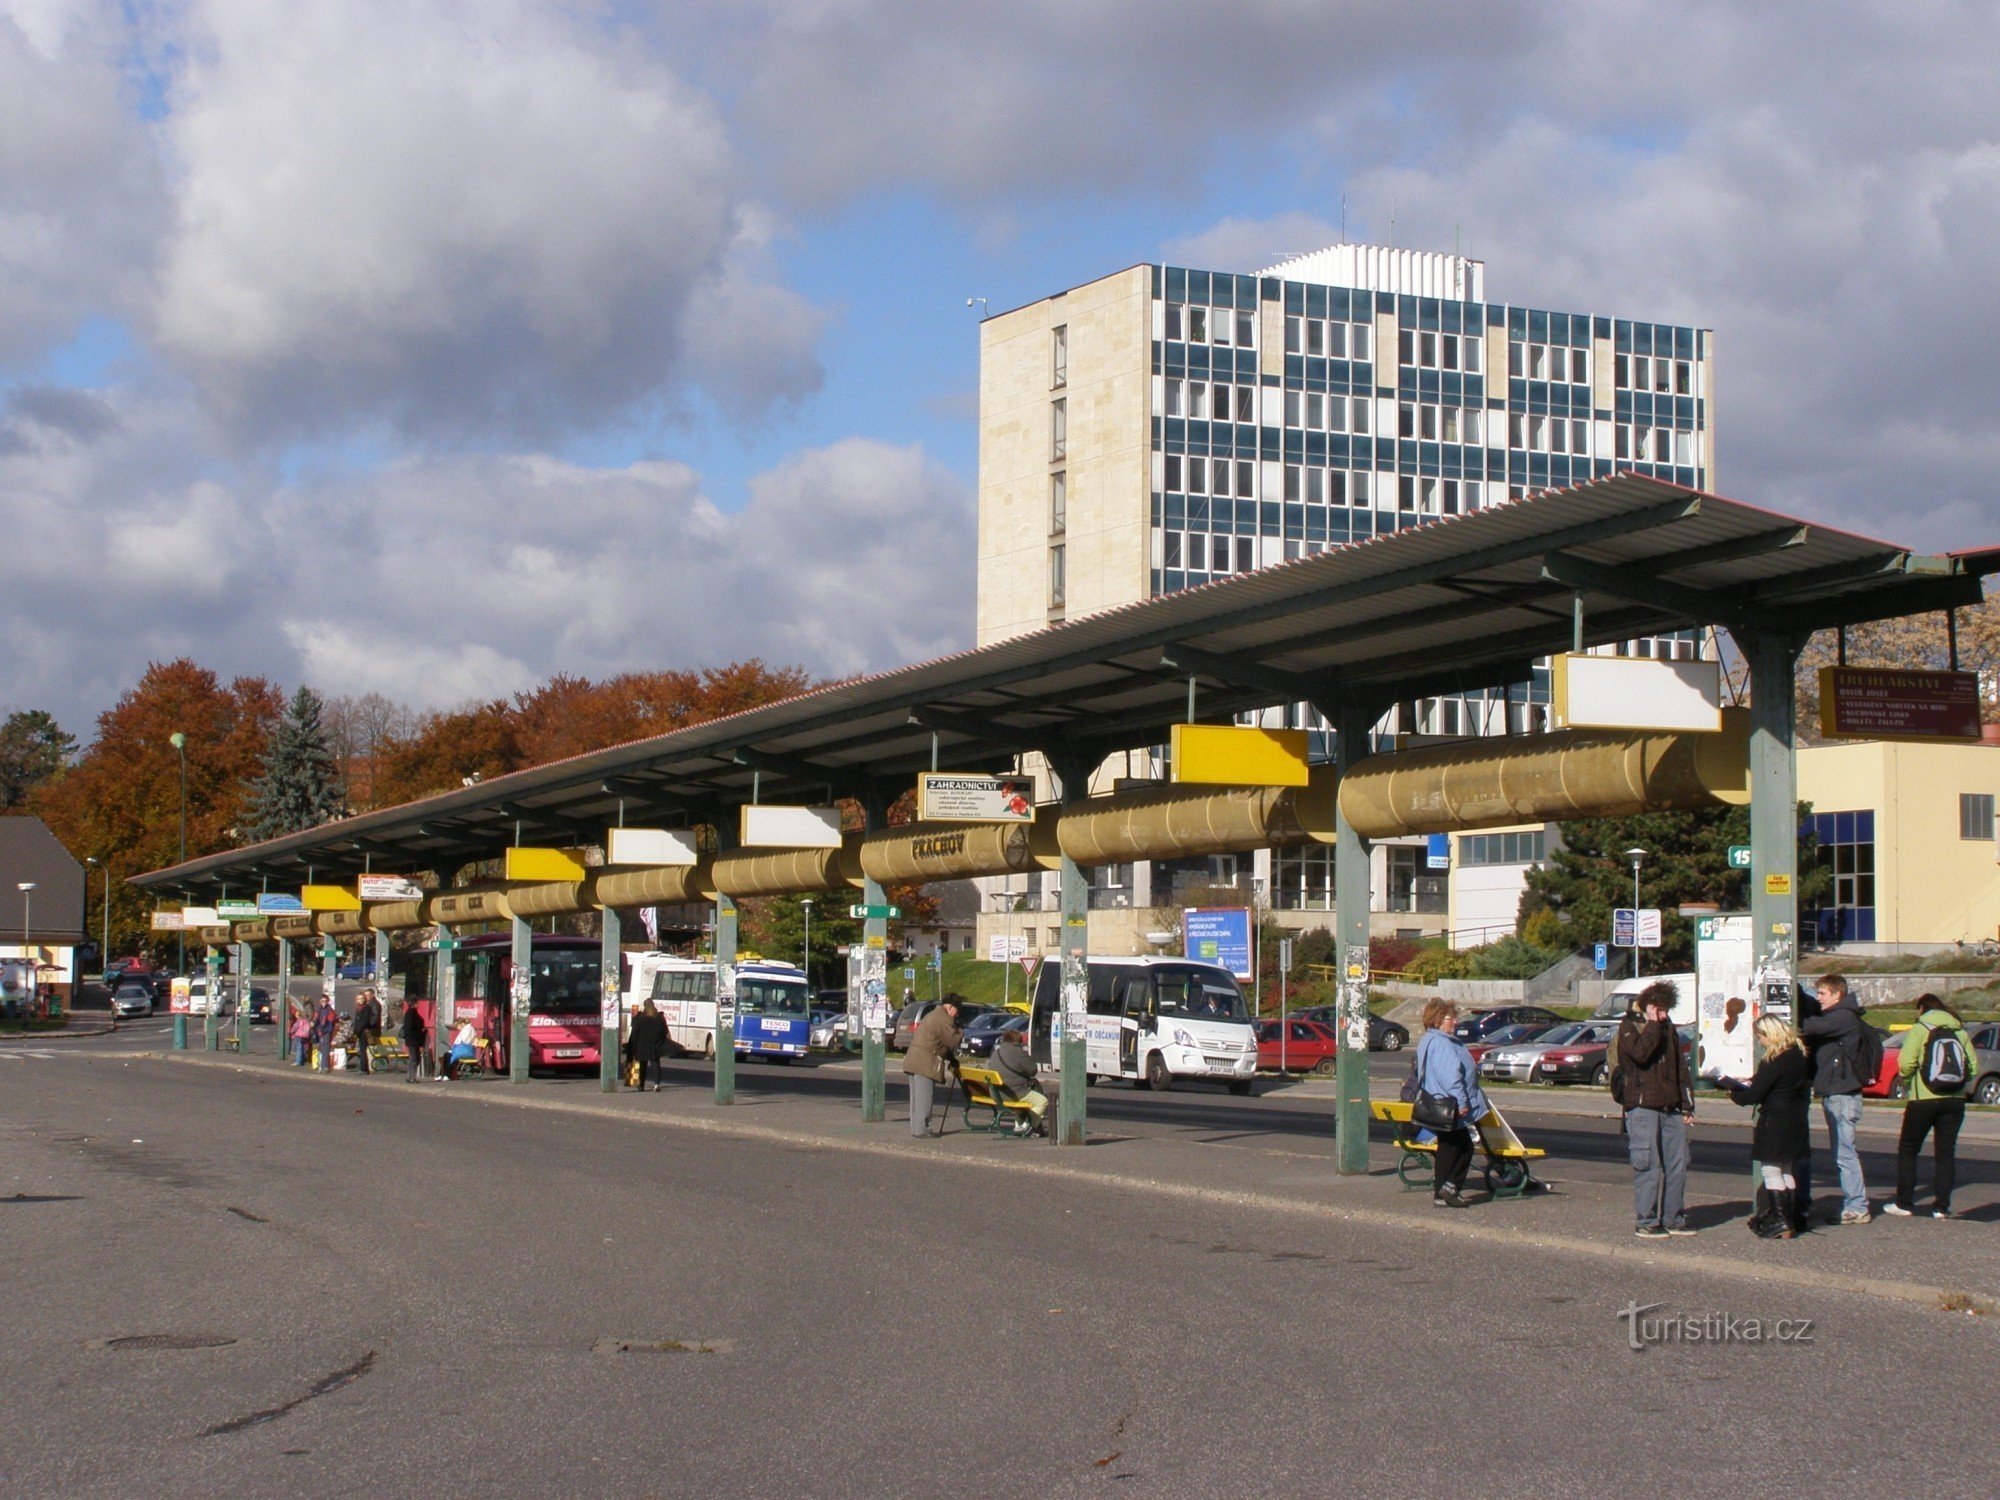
[599,905,621,1094]
[1745,633,1806,1011]
[509,915,531,1083]
[275,937,292,1057]
[204,947,223,1051]
[1332,704,1376,1175]
[860,797,889,1123]
[713,895,738,1105]
[433,930,457,1077]
[318,935,338,1048]
[235,941,251,1052]
[373,927,390,1003]
[1054,759,1090,1148]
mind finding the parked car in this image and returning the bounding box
[102,957,156,989]
[1454,1006,1568,1044]
[110,982,156,1018]
[808,1011,850,1050]
[960,1011,1027,1058]
[1864,1023,2000,1104]
[337,959,376,981]
[1535,1024,1695,1086]
[1293,1006,1410,1051]
[1590,972,1699,1028]
[1465,1021,1559,1065]
[1481,1021,1619,1084]
[1255,1018,1340,1075]
[245,987,275,1024]
[891,999,936,1051]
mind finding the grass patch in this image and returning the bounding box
[0,1016,70,1033]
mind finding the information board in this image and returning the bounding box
[1184,906,1253,980]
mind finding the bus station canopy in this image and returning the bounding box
[133,474,1997,895]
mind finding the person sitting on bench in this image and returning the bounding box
[441,1020,479,1081]
[993,1028,1054,1137]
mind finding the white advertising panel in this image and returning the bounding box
[179,906,218,928]
[738,805,842,849]
[916,773,1036,823]
[605,827,699,866]
[150,911,185,931]
[357,875,425,902]
[1550,653,1722,733]
[1695,914,1756,1082]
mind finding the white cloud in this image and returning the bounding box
[147,0,819,442]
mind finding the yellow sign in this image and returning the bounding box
[1170,723,1311,787]
[300,884,362,912]
[1764,874,1793,896]
[503,847,589,882]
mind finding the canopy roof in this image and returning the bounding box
[134,474,1994,895]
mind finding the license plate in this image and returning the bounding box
[555,1047,583,1058]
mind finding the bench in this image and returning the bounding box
[1369,1099,1546,1199]
[956,1064,1041,1137]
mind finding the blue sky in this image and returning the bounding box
[4,0,1998,732]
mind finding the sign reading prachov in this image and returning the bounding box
[918,773,1035,823]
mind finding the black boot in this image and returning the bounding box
[1776,1188,1798,1240]
[1747,1185,1772,1235]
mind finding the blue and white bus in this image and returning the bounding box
[625,955,811,1063]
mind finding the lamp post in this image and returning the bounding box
[86,856,110,969]
[17,882,35,1017]
[800,897,813,990]
[170,732,187,977]
[1624,847,1648,980]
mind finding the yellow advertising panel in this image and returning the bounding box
[504,847,590,882]
[1169,723,1311,787]
[299,884,362,912]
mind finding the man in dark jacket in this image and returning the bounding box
[400,999,427,1083]
[1800,972,1871,1224]
[627,999,669,1091]
[352,989,381,1074]
[993,1028,1054,1137]
[1615,981,1694,1238]
[902,994,965,1138]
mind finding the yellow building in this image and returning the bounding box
[1797,739,2000,949]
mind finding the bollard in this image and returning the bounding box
[172,1014,187,1050]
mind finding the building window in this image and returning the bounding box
[1273,844,1336,911]
[1051,325,1067,388]
[1050,398,1066,462]
[1049,472,1066,535]
[1961,793,1994,841]
[1459,830,1548,867]
[1806,810,1876,943]
[1048,544,1065,610]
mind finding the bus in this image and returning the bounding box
[624,954,811,1063]
[398,933,603,1074]
[1029,955,1257,1094]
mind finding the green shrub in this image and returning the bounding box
[1466,936,1570,980]
[1406,946,1474,984]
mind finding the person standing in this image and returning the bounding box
[312,995,339,1073]
[290,1004,313,1067]
[352,988,381,1075]
[1413,999,1488,1209]
[1615,980,1695,1238]
[1720,1015,1812,1239]
[903,994,966,1138]
[1800,972,1872,1224]
[400,998,428,1083]
[1885,992,1978,1218]
[628,998,668,1092]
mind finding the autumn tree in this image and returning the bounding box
[243,687,346,839]
[371,700,526,807]
[0,709,76,808]
[323,692,417,811]
[33,660,280,956]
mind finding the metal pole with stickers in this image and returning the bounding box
[713,896,738,1105]
[509,915,532,1084]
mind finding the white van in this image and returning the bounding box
[1591,972,1698,1028]
[1030,955,1258,1094]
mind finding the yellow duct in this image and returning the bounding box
[504,880,592,918]
[1052,768,1341,868]
[270,914,315,941]
[314,910,369,937]
[1333,707,1751,840]
[857,823,1041,885]
[364,898,430,932]
[229,918,270,943]
[195,924,233,946]
[710,844,860,900]
[431,889,513,927]
[592,863,714,909]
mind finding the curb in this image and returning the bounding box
[0,1024,116,1042]
[149,1049,1998,1320]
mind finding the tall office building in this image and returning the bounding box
[973,245,1715,953]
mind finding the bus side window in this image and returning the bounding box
[1113,974,1148,1018]
[1087,967,1117,1015]
[1033,963,1058,1011]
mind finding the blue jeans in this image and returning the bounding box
[1626,1107,1689,1230]
[1821,1093,1869,1216]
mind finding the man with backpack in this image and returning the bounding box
[1884,992,1978,1218]
[1800,972,1877,1225]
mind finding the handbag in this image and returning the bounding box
[1411,1090,1461,1134]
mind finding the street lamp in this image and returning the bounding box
[170,731,187,975]
[1624,847,1648,980]
[800,897,813,989]
[86,857,110,971]
[17,882,35,1009]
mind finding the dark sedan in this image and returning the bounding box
[959,1012,1027,1058]
[1454,1005,1568,1043]
[1295,1006,1409,1051]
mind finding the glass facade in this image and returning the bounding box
[1807,809,1876,943]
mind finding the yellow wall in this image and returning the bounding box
[1799,740,2000,944]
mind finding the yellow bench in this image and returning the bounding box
[956,1064,1040,1137]
[1370,1099,1546,1198]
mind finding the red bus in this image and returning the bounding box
[397,933,602,1074]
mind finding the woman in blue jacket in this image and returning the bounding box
[1415,999,1490,1208]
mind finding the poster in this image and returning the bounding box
[917,773,1035,823]
[1694,913,1756,1082]
[1183,906,1252,980]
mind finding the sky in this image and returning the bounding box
[6,0,2000,738]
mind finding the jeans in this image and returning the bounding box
[1433,1125,1474,1196]
[356,1030,374,1073]
[908,1073,934,1137]
[294,1038,310,1066]
[1626,1107,1689,1230]
[405,1043,424,1082]
[1896,1097,1965,1211]
[1820,1092,1869,1216]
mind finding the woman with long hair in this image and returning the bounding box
[1886,992,1979,1217]
[1720,1013,1812,1238]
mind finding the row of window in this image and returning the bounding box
[1399,404,1485,444]
[1618,353,1693,394]
[1459,830,1548,867]
[1161,531,1260,574]
[1402,329,1486,374]
[1164,454,1258,498]
[1164,379,1257,422]
[1284,316,1375,360]
[1508,340,1588,385]
[1282,389,1375,434]
[1164,304,1258,348]
[1616,424,1698,465]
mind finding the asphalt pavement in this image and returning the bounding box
[5,1032,2000,1496]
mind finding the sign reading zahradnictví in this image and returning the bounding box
[917,773,1035,823]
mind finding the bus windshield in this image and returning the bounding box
[529,951,601,1014]
[1151,966,1246,1022]
[738,978,807,1017]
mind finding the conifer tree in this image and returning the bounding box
[244,687,346,839]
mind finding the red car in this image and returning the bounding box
[1255,1018,1339,1076]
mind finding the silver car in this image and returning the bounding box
[1481,1021,1619,1084]
[111,982,156,1018]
